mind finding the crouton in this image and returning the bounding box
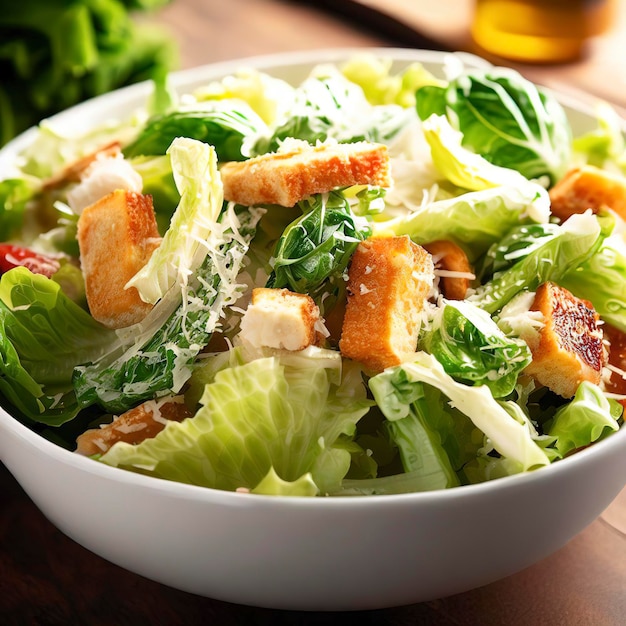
[75,397,191,456]
[238,287,325,351]
[549,164,626,221]
[77,189,161,329]
[523,282,605,398]
[601,323,626,397]
[220,141,390,207]
[339,235,434,373]
[43,141,121,191]
[424,239,474,300]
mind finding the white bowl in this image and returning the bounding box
[1,48,625,611]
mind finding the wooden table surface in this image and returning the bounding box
[2,1,626,624]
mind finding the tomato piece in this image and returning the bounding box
[0,244,61,278]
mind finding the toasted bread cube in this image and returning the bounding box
[43,141,121,191]
[239,287,324,351]
[339,236,434,373]
[77,189,161,329]
[549,165,626,221]
[424,239,474,300]
[523,282,605,398]
[75,398,191,456]
[220,141,390,207]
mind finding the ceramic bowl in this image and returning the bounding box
[1,48,625,611]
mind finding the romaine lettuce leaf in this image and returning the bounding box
[266,190,372,298]
[420,299,531,397]
[545,381,622,457]
[469,211,607,314]
[416,66,572,184]
[374,183,549,261]
[340,55,444,107]
[0,267,116,425]
[99,353,372,495]
[421,113,533,191]
[369,352,550,472]
[126,137,223,305]
[123,100,266,161]
[559,235,626,333]
[193,68,296,126]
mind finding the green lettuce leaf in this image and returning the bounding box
[421,113,533,191]
[420,299,531,397]
[416,66,572,184]
[374,183,549,262]
[266,189,372,298]
[0,267,115,425]
[469,211,607,314]
[560,235,626,333]
[99,353,372,495]
[126,137,224,304]
[123,100,266,161]
[73,206,260,414]
[545,381,622,457]
[340,54,444,107]
[369,352,550,472]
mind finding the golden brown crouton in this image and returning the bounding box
[238,287,325,351]
[220,141,390,207]
[549,165,626,221]
[523,282,605,398]
[77,189,161,329]
[75,398,192,456]
[339,236,434,373]
[42,141,121,191]
[424,239,474,300]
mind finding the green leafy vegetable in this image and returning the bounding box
[340,54,444,107]
[369,352,550,472]
[0,1,177,147]
[254,70,412,154]
[469,212,608,314]
[416,66,572,184]
[98,353,372,495]
[421,299,531,397]
[124,101,266,161]
[375,183,549,262]
[126,137,224,305]
[545,382,622,457]
[266,190,372,298]
[73,206,261,414]
[560,236,626,333]
[0,267,115,425]
[422,113,533,191]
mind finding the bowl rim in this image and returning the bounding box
[1,46,625,508]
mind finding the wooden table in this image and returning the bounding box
[2,1,626,623]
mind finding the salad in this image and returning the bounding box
[0,53,624,497]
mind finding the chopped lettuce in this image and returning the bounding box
[369,352,550,473]
[422,113,535,191]
[374,183,549,262]
[416,66,572,184]
[469,212,607,314]
[126,137,224,305]
[73,206,261,413]
[545,382,622,457]
[340,54,444,108]
[0,267,116,425]
[560,235,626,333]
[99,353,372,495]
[420,299,531,397]
[266,190,372,299]
[123,100,266,161]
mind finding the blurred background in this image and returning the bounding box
[2,0,624,147]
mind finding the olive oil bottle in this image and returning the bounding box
[471,0,615,63]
